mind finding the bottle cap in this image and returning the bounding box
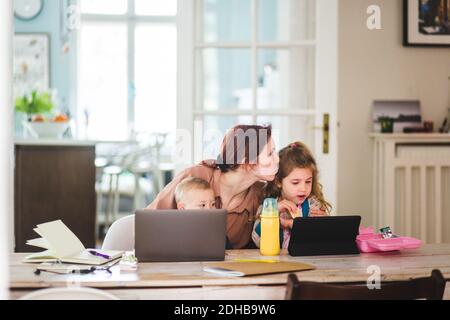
[261,198,278,217]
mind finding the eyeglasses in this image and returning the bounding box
[34,258,121,276]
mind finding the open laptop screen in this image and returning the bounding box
[135,209,227,262]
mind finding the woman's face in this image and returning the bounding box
[251,138,279,181]
[280,167,313,205]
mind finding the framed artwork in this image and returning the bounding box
[13,33,50,97]
[372,100,422,133]
[404,0,450,47]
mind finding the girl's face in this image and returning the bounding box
[280,167,313,205]
[251,138,280,181]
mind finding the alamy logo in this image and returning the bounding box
[367,265,381,290]
[367,5,382,30]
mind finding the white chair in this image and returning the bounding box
[19,287,119,300]
[101,214,135,251]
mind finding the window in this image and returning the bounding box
[185,0,317,160]
[78,0,177,140]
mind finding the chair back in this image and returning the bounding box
[285,269,446,300]
[102,214,135,251]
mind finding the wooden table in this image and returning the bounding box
[9,244,450,300]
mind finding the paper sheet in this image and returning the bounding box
[35,220,85,257]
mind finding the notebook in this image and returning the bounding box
[23,220,123,265]
[203,261,315,277]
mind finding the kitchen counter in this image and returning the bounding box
[14,142,96,251]
[13,138,138,146]
[14,138,96,146]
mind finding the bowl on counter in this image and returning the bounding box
[23,121,70,138]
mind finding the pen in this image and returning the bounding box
[88,250,111,259]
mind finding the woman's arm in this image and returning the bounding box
[146,164,215,209]
[251,205,263,248]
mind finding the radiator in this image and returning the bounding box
[372,135,450,244]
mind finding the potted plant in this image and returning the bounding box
[379,116,394,133]
[15,90,54,121]
[15,90,70,138]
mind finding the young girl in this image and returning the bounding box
[252,141,331,249]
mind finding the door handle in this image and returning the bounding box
[323,113,329,154]
[308,114,329,154]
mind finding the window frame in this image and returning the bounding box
[77,0,177,140]
[194,0,316,120]
[178,0,319,163]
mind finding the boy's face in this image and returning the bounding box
[280,167,313,205]
[177,188,216,210]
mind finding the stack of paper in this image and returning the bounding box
[23,220,123,265]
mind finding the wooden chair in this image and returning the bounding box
[285,270,446,300]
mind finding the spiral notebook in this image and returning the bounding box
[23,220,123,265]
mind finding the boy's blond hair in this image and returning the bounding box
[174,177,213,204]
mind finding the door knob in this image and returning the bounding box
[307,114,329,154]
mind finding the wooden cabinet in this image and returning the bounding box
[14,143,96,252]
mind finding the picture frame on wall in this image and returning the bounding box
[403,0,450,47]
[372,100,422,133]
[13,33,50,98]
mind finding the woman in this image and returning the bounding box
[146,124,279,249]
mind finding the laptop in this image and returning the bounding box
[135,209,227,262]
[288,215,361,257]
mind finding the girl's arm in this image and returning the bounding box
[278,199,297,229]
[310,209,328,217]
[279,211,294,229]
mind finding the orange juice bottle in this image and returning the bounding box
[260,198,280,256]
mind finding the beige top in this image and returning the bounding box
[146,160,265,249]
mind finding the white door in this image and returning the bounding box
[177,0,338,213]
[0,0,12,299]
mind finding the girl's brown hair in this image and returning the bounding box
[265,141,332,213]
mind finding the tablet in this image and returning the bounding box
[288,216,361,256]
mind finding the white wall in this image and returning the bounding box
[338,0,450,226]
[0,0,13,300]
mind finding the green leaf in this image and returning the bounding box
[15,96,29,113]
[14,91,54,115]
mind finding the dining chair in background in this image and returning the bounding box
[101,214,135,251]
